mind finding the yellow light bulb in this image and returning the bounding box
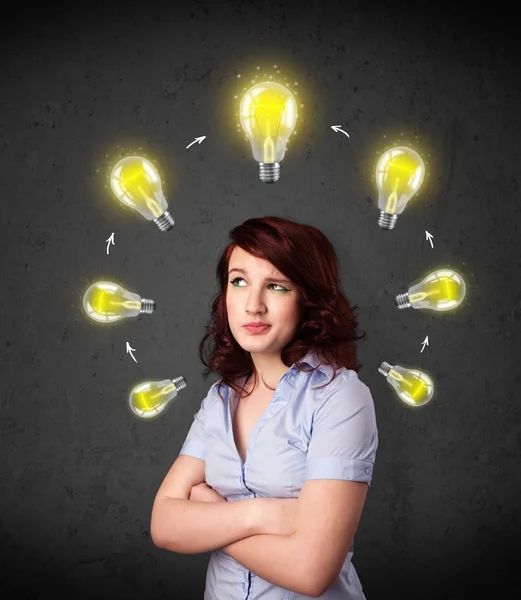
[395,268,467,312]
[83,281,156,323]
[375,146,425,229]
[378,361,434,407]
[129,376,187,419]
[110,156,175,231]
[239,81,298,183]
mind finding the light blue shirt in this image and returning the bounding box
[179,348,379,599]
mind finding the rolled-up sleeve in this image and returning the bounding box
[178,392,208,462]
[306,372,378,487]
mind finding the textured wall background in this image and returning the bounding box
[1,0,520,598]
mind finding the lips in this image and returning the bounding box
[243,324,271,333]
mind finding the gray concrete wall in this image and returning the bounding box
[1,1,519,598]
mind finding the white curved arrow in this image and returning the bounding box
[126,342,138,363]
[186,136,207,149]
[106,232,115,255]
[331,125,350,138]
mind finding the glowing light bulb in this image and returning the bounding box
[110,156,175,231]
[378,361,434,407]
[395,268,466,312]
[83,281,156,323]
[239,81,298,183]
[129,376,187,419]
[375,146,425,229]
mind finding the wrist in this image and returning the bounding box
[245,497,264,536]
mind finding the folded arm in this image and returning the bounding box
[157,373,377,595]
[222,480,369,597]
[150,455,259,553]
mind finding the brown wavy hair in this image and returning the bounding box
[198,216,365,401]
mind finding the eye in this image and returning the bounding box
[230,277,288,292]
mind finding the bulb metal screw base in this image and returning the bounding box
[378,361,393,377]
[172,376,187,391]
[140,298,156,314]
[154,210,175,232]
[259,162,280,183]
[394,292,412,310]
[378,211,398,230]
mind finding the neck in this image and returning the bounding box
[248,352,291,391]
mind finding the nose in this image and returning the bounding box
[244,286,267,315]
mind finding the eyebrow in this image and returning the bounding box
[228,268,292,284]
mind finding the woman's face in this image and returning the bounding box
[226,246,302,356]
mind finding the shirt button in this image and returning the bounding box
[242,583,245,589]
[365,467,372,475]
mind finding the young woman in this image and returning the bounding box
[151,216,379,599]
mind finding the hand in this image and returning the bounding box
[254,497,299,537]
[189,482,227,503]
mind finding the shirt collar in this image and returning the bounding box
[293,348,335,379]
[227,348,335,394]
